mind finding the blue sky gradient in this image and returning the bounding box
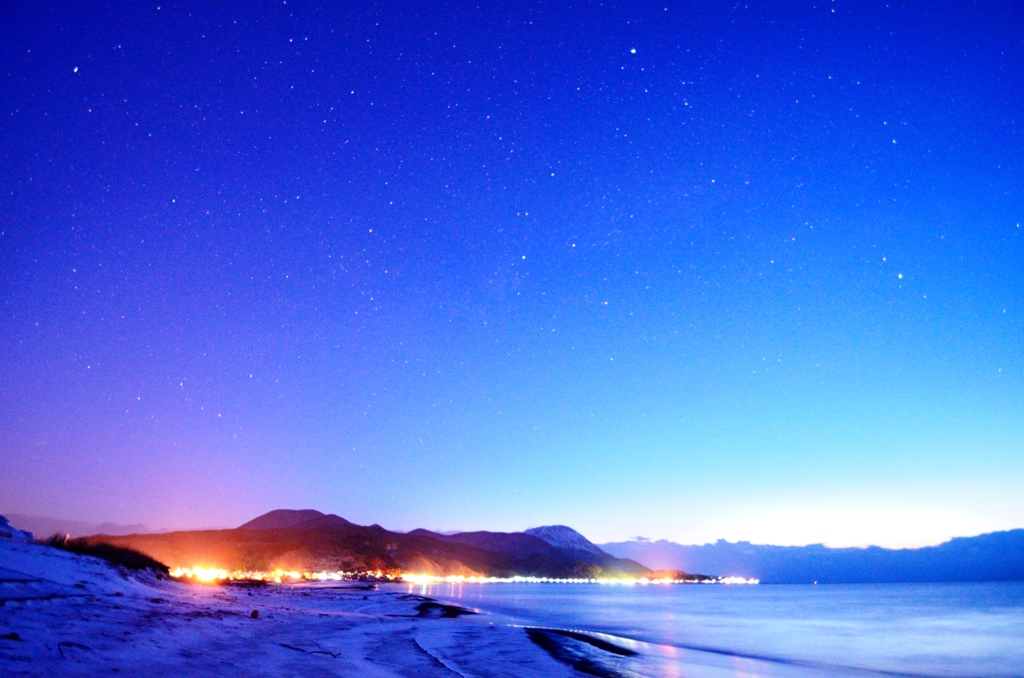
[1,0,1022,546]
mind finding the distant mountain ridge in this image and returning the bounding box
[86,509,655,579]
[601,529,1024,584]
[43,509,1024,583]
[7,514,151,539]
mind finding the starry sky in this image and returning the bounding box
[2,0,1022,548]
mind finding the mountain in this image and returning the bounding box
[601,529,1024,584]
[523,525,649,573]
[525,526,605,559]
[410,526,649,575]
[83,509,655,579]
[238,509,338,531]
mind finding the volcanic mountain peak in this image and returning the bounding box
[524,525,605,557]
[238,509,351,531]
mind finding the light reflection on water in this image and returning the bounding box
[411,581,1024,677]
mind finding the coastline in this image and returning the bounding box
[6,539,1014,677]
[0,539,814,677]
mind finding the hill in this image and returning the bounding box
[601,529,1024,584]
[84,509,656,579]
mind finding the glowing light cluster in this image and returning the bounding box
[170,567,307,583]
[168,568,758,586]
[169,567,229,582]
[169,567,403,584]
[400,574,756,585]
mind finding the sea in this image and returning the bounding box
[408,581,1024,677]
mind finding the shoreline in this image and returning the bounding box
[0,539,952,677]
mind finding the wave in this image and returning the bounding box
[523,625,953,678]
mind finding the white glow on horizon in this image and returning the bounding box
[560,480,1023,549]
[619,498,997,549]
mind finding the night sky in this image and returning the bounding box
[2,0,1022,547]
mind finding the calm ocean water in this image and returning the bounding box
[409,581,1024,677]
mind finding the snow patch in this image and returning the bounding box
[523,526,605,558]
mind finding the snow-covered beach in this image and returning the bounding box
[8,533,1021,677]
[1,536,849,677]
[0,537,569,677]
[0,536,586,676]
